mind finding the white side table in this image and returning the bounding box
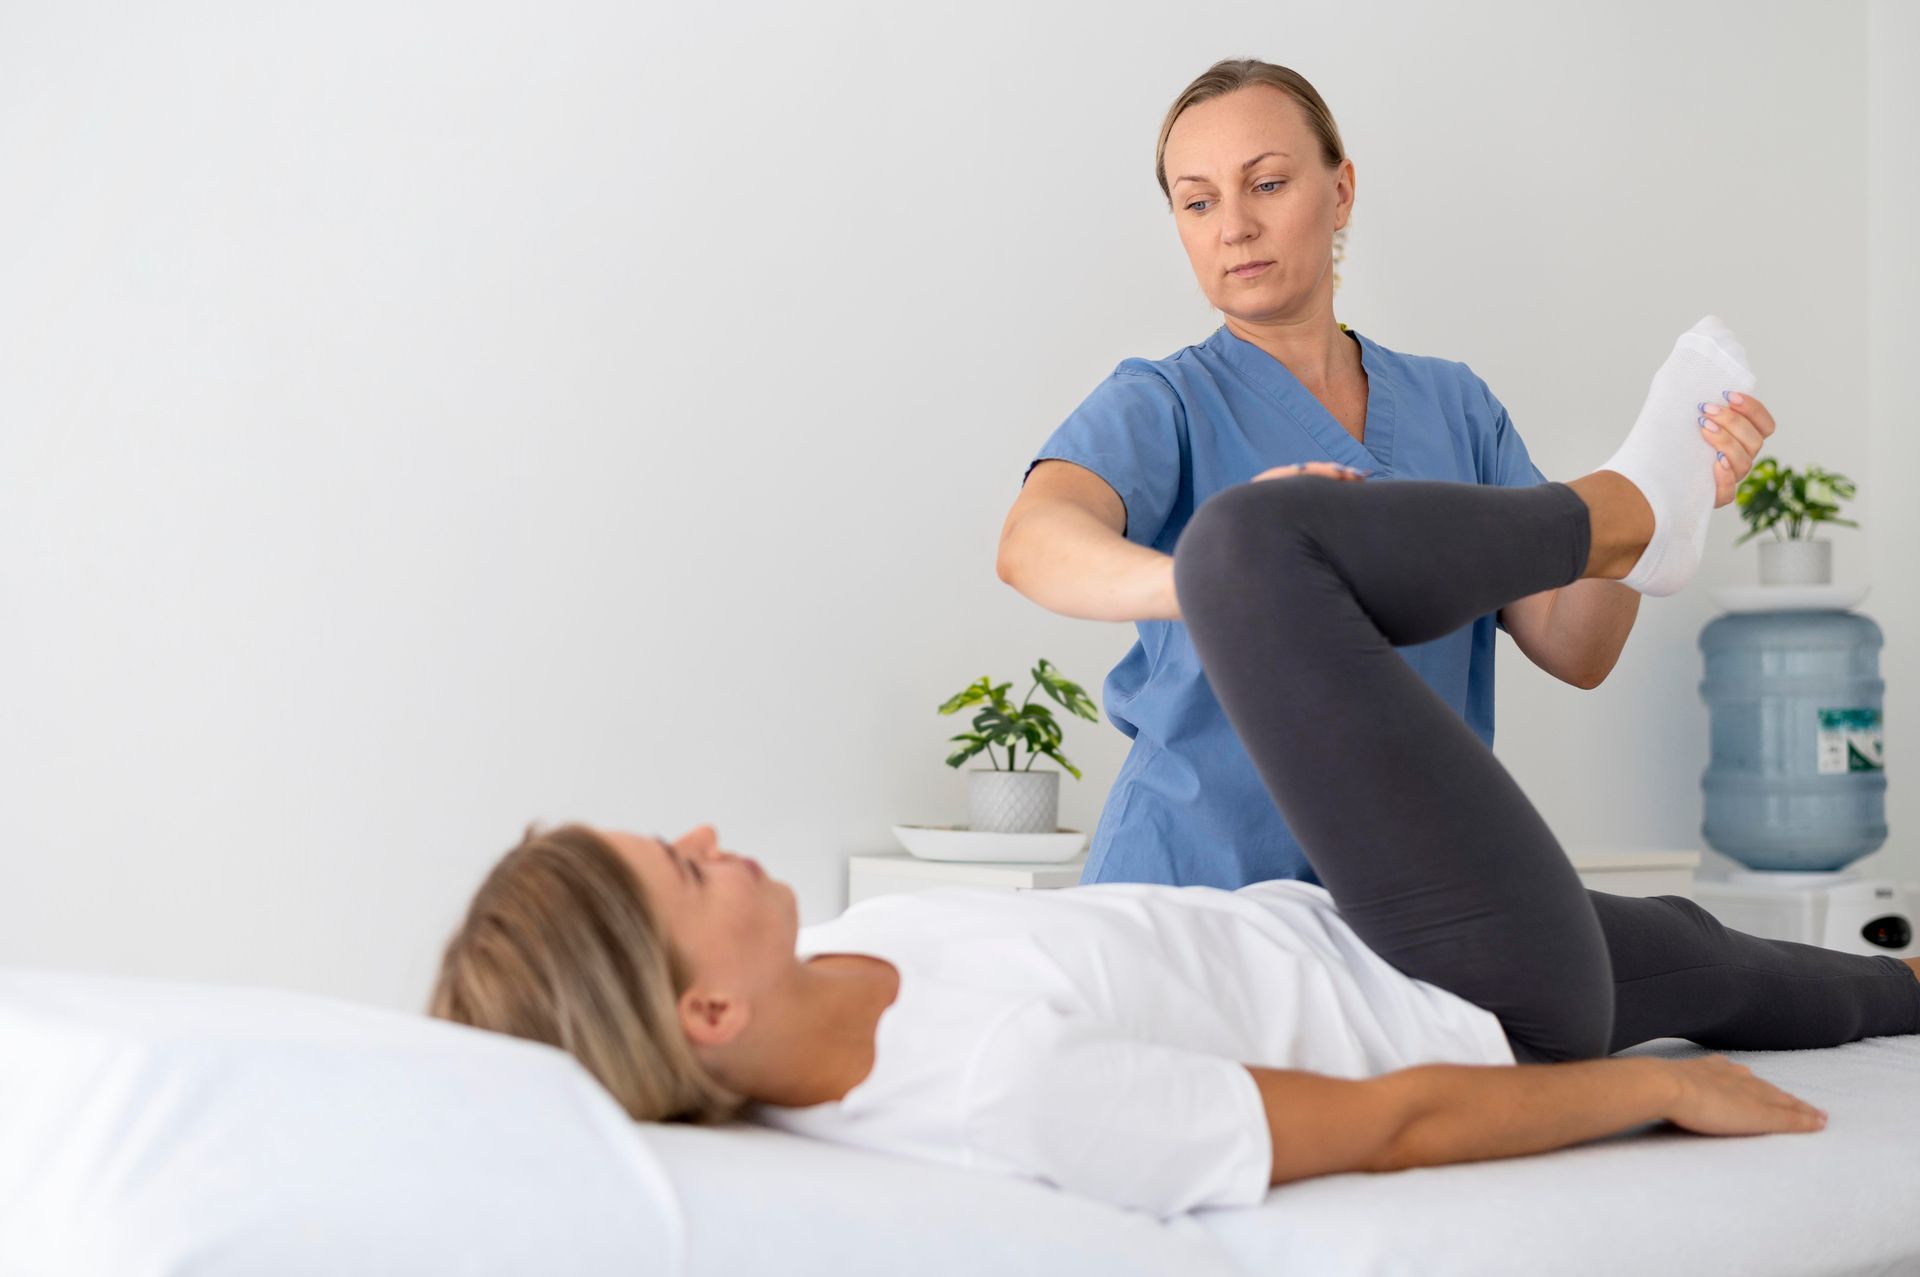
[849,853,1089,906]
[848,848,1700,908]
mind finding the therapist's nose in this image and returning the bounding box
[1219,194,1259,246]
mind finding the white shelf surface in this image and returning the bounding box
[847,847,1701,906]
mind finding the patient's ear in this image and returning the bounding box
[678,988,749,1050]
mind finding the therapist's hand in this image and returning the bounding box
[1700,391,1776,509]
[1165,463,1367,623]
[1251,461,1369,483]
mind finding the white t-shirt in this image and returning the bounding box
[749,880,1515,1218]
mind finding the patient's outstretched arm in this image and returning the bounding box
[1249,1053,1825,1187]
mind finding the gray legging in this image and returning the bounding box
[1172,476,1920,1064]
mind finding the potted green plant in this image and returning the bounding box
[938,659,1099,834]
[1733,458,1859,586]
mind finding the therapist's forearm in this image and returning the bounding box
[998,504,1181,623]
[1540,578,1641,688]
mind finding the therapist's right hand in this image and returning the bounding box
[1166,462,1369,621]
[1252,461,1368,483]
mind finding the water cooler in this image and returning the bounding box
[1691,585,1915,959]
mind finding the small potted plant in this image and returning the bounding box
[938,659,1100,834]
[1733,458,1859,586]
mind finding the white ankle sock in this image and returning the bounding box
[1596,315,1759,597]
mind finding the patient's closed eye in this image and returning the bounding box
[660,836,703,885]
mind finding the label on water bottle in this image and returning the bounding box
[1816,708,1884,774]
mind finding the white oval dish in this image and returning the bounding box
[890,824,1088,864]
[1710,583,1870,614]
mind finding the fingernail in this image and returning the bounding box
[1716,451,1727,463]
[1728,392,1744,405]
[1700,417,1719,432]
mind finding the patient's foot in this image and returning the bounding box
[1595,316,1759,597]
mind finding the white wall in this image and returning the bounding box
[1,0,1908,1011]
[1865,0,1918,891]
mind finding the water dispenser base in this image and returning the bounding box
[1692,870,1918,959]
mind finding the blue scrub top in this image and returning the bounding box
[1024,322,1548,891]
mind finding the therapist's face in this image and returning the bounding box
[1162,85,1355,325]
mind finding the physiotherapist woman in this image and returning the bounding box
[995,58,1774,891]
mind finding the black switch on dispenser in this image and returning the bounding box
[1861,915,1913,950]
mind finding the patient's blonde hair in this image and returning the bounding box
[429,821,750,1125]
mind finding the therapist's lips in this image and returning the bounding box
[1229,260,1274,278]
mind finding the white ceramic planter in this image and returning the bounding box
[967,769,1060,834]
[1757,538,1832,586]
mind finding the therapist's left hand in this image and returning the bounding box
[1700,392,1776,509]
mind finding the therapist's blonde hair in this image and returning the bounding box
[1155,58,1350,289]
[429,820,750,1125]
[1155,58,1347,201]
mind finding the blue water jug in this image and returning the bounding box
[1698,610,1886,872]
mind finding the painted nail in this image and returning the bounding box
[1716,451,1728,463]
[1728,391,1744,405]
[1702,402,1721,416]
[1700,417,1719,432]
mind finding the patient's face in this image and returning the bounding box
[601,826,797,1000]
[1162,84,1353,324]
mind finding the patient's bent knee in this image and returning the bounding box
[1175,479,1323,585]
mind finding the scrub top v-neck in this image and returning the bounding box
[1023,323,1549,890]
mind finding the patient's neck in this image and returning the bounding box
[705,954,899,1109]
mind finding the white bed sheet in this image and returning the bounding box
[1194,1034,1920,1277]
[646,1034,1920,1277]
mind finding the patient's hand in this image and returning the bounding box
[1660,1054,1827,1136]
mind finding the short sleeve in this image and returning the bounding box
[963,1000,1271,1219]
[1460,364,1548,489]
[1024,369,1188,549]
[1466,369,1551,634]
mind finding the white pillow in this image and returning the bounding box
[0,967,684,1277]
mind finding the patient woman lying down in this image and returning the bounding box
[432,330,1920,1219]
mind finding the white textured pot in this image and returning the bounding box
[968,769,1060,834]
[1758,538,1832,586]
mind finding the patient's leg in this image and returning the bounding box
[1172,475,1920,1062]
[1593,891,1920,1052]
